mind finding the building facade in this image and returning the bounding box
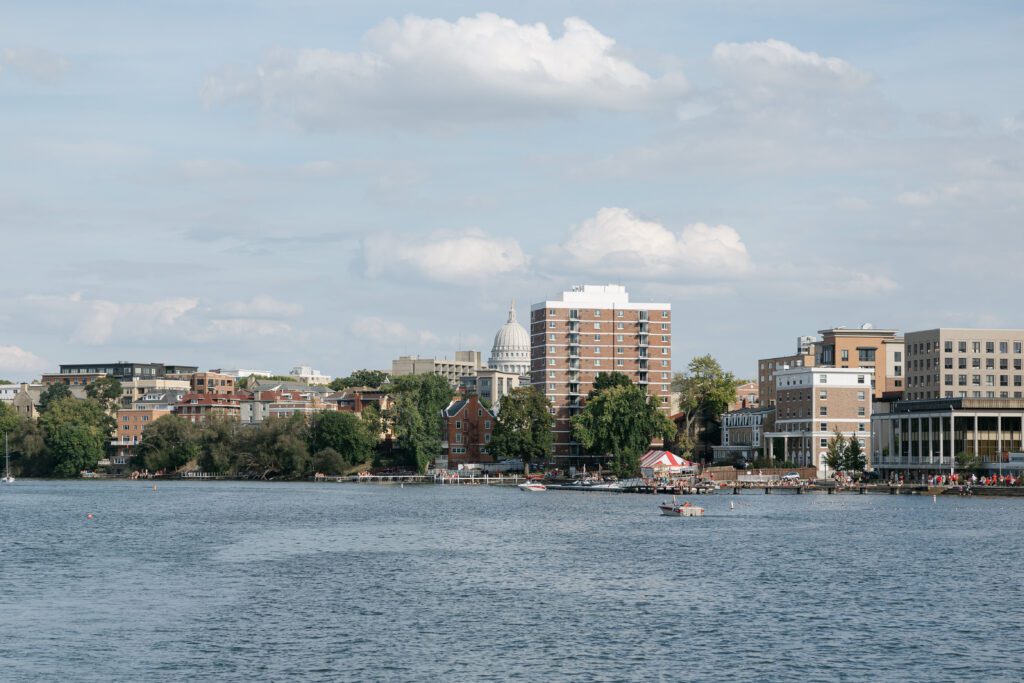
[903,328,1024,401]
[391,351,484,386]
[530,285,671,460]
[190,372,236,395]
[729,381,760,411]
[757,336,817,408]
[872,398,1024,475]
[44,362,198,386]
[173,393,243,423]
[459,369,520,411]
[713,407,775,463]
[817,326,902,400]
[764,367,873,476]
[440,395,495,467]
[290,365,332,386]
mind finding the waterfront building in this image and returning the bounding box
[439,394,495,468]
[112,408,171,466]
[289,365,332,386]
[43,362,199,386]
[173,392,244,423]
[816,326,902,400]
[246,378,332,396]
[0,383,20,403]
[871,397,1024,475]
[391,351,484,387]
[763,367,873,476]
[713,407,775,463]
[459,369,520,411]
[132,389,188,412]
[189,372,236,396]
[488,302,530,380]
[530,284,671,461]
[902,328,1024,401]
[758,336,817,408]
[119,378,192,409]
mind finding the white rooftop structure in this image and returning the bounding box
[488,301,530,378]
[532,284,669,311]
[289,365,332,386]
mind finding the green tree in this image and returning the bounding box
[138,414,202,472]
[329,369,389,391]
[587,372,632,399]
[312,447,345,474]
[955,451,982,473]
[844,436,866,474]
[388,391,434,472]
[825,430,848,474]
[572,384,676,478]
[673,355,740,461]
[238,414,311,479]
[38,397,113,477]
[309,411,376,466]
[0,401,19,438]
[10,418,47,476]
[38,383,73,413]
[490,387,554,466]
[0,379,13,385]
[86,376,123,411]
[196,417,239,474]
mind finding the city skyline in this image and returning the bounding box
[2,1,1023,381]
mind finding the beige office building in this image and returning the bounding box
[816,326,902,400]
[392,351,484,387]
[903,328,1024,401]
[530,285,671,461]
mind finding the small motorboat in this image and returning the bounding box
[518,481,547,492]
[659,500,704,517]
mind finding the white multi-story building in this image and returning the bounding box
[289,365,332,386]
[764,366,873,476]
[530,284,672,461]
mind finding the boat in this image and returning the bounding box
[659,499,704,517]
[518,481,547,492]
[2,433,13,484]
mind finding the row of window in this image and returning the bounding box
[907,391,1024,400]
[547,309,670,318]
[781,406,866,417]
[547,359,671,367]
[547,321,670,331]
[453,420,492,429]
[547,346,670,355]
[940,374,1023,387]
[547,334,671,343]
[453,432,492,444]
[910,340,1024,355]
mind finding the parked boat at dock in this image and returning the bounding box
[517,481,547,492]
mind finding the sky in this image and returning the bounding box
[2,1,1023,382]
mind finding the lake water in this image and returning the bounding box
[1,480,1022,682]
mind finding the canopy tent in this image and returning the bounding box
[640,450,697,478]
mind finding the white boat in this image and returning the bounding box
[518,481,547,492]
[659,500,704,517]
[2,433,13,484]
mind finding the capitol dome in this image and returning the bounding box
[488,302,530,377]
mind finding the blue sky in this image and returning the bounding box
[2,1,1023,381]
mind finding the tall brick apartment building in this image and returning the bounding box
[530,285,671,461]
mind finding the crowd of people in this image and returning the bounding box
[889,472,1021,487]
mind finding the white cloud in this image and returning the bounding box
[71,297,199,345]
[202,13,687,128]
[711,39,869,91]
[351,317,438,346]
[0,345,47,375]
[363,228,528,284]
[222,296,303,318]
[896,190,937,207]
[1,46,70,84]
[544,207,752,278]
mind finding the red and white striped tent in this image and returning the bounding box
[640,450,696,478]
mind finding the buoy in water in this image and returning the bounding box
[729,501,735,510]
[86,513,93,520]
[152,484,157,492]
[933,494,937,502]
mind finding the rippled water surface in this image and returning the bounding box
[2,480,1023,682]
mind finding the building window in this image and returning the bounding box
[944,358,953,369]
[841,350,849,361]
[549,371,555,378]
[594,310,601,317]
[820,422,827,431]
[661,323,668,330]
[858,348,876,362]
[987,342,995,353]
[594,360,601,366]
[593,323,601,330]
[857,375,865,384]
[594,347,601,354]
[945,375,953,386]
[549,322,556,328]
[1016,342,1023,354]
[455,432,462,443]
[617,323,624,330]
[661,360,669,367]
[857,407,865,417]
[617,310,624,317]
[549,334,556,341]
[944,341,953,353]
[986,358,995,369]
[548,359,555,366]
[820,438,828,447]
[972,341,981,353]
[548,383,555,390]
[958,374,967,386]
[972,375,981,386]
[819,406,828,416]
[1000,341,1009,353]
[820,390,827,399]
[819,374,827,383]
[616,359,624,367]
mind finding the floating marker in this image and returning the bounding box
[86,513,93,520]
[729,501,735,510]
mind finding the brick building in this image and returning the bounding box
[530,284,671,461]
[440,395,495,467]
